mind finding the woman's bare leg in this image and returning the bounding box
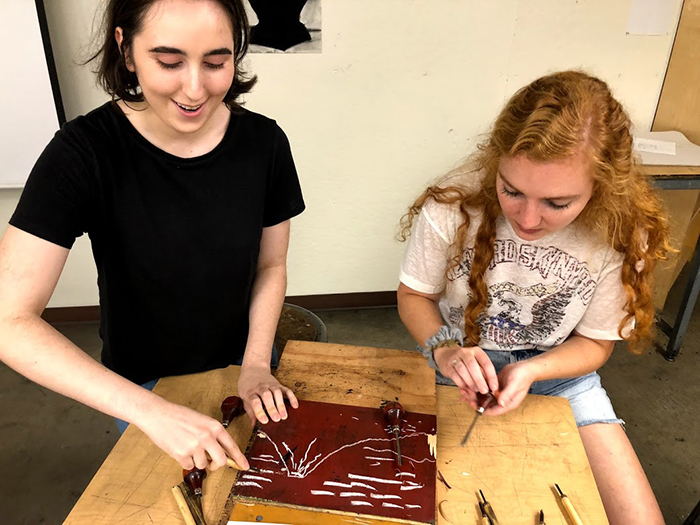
[579,423,664,524]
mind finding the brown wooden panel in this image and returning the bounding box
[435,385,607,525]
[286,291,398,310]
[43,292,401,326]
[652,0,700,142]
[42,305,100,323]
[648,0,700,308]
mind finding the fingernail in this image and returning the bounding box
[499,400,507,407]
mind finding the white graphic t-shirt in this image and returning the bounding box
[400,183,629,351]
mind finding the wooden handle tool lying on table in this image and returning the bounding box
[172,395,251,524]
[172,457,256,524]
[171,482,206,525]
[555,484,583,525]
[477,489,499,525]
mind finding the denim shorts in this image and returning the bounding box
[435,348,624,428]
[115,344,280,434]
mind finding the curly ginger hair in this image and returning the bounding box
[399,70,673,353]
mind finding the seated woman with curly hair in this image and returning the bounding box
[398,70,669,524]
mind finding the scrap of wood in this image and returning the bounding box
[437,500,453,524]
[427,434,437,457]
[437,470,451,490]
[172,482,207,525]
[171,484,198,525]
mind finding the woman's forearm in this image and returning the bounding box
[397,284,444,347]
[0,313,166,426]
[523,334,615,382]
[241,264,286,370]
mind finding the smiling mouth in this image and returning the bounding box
[175,101,204,112]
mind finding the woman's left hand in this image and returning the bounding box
[237,366,299,424]
[461,361,537,416]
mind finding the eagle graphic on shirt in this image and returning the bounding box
[448,240,596,349]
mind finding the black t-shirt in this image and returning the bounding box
[11,102,305,384]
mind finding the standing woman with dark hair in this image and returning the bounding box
[0,0,304,472]
[398,71,668,523]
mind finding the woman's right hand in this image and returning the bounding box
[433,344,499,394]
[137,397,250,472]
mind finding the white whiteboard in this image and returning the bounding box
[0,1,60,188]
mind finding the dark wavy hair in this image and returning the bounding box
[86,0,256,112]
[399,70,674,353]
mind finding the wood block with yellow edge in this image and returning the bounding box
[227,341,437,524]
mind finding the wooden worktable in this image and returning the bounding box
[64,341,607,524]
[436,386,607,524]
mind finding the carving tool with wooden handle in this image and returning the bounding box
[382,401,405,466]
[460,392,497,447]
[478,500,491,524]
[477,489,499,524]
[555,484,583,525]
[183,467,207,517]
[171,482,203,525]
[172,453,257,525]
[215,456,259,472]
[220,395,244,428]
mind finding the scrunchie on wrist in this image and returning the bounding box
[421,325,464,370]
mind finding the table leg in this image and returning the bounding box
[659,237,700,361]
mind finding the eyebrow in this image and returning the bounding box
[499,171,579,201]
[148,46,233,57]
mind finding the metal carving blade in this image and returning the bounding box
[460,407,484,446]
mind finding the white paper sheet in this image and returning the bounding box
[634,137,677,156]
[627,0,677,35]
[633,131,700,166]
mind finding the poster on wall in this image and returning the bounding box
[244,0,322,53]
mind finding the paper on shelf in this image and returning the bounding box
[633,131,700,166]
[634,137,676,155]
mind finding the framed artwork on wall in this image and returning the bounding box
[245,0,322,54]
